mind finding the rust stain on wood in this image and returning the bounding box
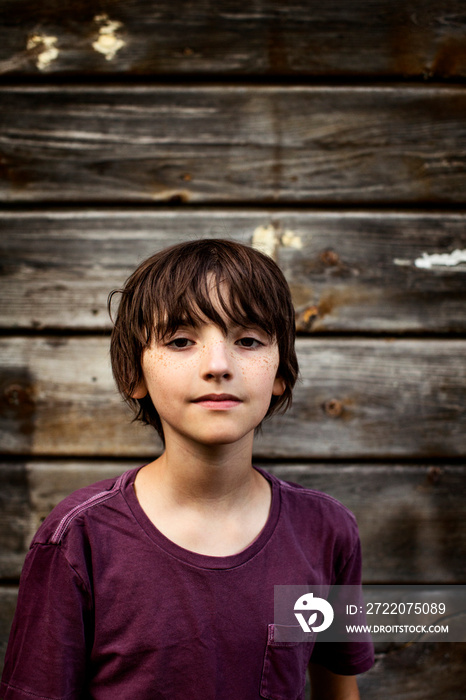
[323,398,344,418]
[307,249,353,277]
[317,293,339,318]
[3,384,34,410]
[320,249,341,266]
[1,370,36,440]
[430,36,466,78]
[296,285,375,331]
[386,5,426,76]
[298,305,319,327]
[321,397,355,422]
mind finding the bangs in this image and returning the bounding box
[138,241,284,344]
[153,272,276,341]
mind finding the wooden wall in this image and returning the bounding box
[1,1,465,696]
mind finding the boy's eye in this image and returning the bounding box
[236,337,263,348]
[167,337,193,348]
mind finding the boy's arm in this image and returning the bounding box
[308,662,360,700]
[1,544,88,699]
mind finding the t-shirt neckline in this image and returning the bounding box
[122,464,281,570]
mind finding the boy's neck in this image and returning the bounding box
[145,433,259,509]
[134,434,272,557]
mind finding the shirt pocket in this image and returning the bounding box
[260,624,315,700]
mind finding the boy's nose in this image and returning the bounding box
[200,339,233,380]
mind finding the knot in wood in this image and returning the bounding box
[320,249,340,266]
[323,398,343,417]
[427,466,443,485]
[4,383,34,408]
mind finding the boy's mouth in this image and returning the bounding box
[192,393,242,409]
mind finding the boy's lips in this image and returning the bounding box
[192,393,242,409]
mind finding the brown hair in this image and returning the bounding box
[108,238,298,441]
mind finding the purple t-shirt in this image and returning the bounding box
[1,466,374,699]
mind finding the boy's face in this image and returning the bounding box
[132,303,285,450]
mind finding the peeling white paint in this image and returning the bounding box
[394,249,466,269]
[252,225,278,259]
[27,34,59,70]
[92,14,125,61]
[414,249,466,269]
[281,230,303,249]
[151,189,191,202]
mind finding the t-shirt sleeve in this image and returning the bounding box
[309,534,375,676]
[1,543,92,700]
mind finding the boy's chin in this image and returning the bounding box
[194,431,252,447]
[176,425,256,449]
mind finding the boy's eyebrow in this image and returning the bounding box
[157,316,203,335]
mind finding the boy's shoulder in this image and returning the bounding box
[262,468,363,580]
[260,467,360,544]
[264,467,357,520]
[32,468,136,546]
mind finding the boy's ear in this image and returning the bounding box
[272,376,286,396]
[131,378,148,399]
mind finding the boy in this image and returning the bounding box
[1,239,373,699]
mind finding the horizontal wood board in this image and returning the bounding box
[0,461,464,582]
[2,86,466,203]
[358,642,466,699]
[0,1,466,78]
[1,336,465,459]
[1,210,466,333]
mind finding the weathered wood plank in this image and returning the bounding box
[358,642,466,700]
[1,585,464,697]
[1,210,466,333]
[1,461,464,582]
[1,337,465,459]
[0,587,18,670]
[0,1,465,78]
[1,86,466,203]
